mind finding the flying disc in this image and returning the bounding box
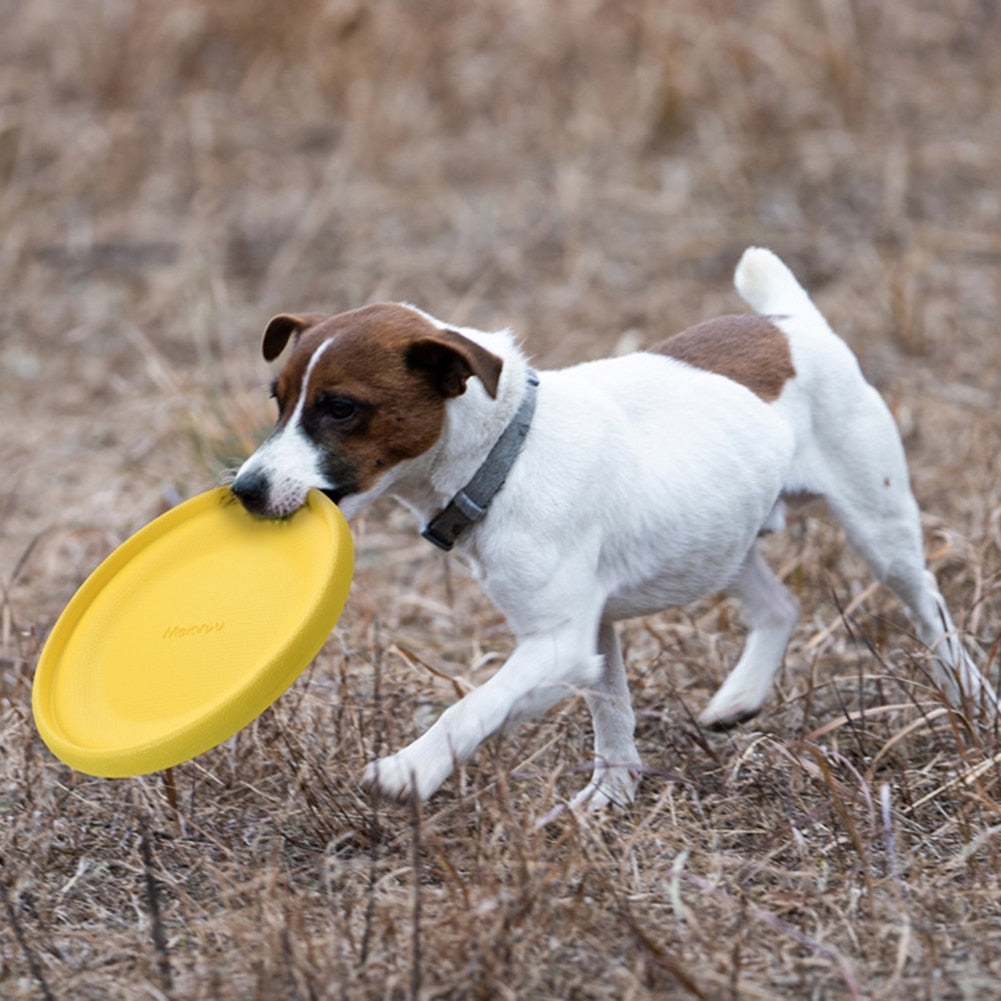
[32,487,353,777]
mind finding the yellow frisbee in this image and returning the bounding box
[32,487,353,777]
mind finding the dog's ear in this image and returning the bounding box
[406,329,503,399]
[262,313,327,362]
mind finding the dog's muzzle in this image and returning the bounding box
[231,469,347,518]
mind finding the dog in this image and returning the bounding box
[232,248,997,809]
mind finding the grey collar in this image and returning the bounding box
[421,370,540,551]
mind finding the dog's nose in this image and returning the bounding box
[231,469,271,515]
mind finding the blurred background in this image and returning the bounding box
[2,2,1000,997]
[4,0,1000,596]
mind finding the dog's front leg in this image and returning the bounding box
[571,621,642,811]
[362,623,603,802]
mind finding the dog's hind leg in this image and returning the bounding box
[570,622,642,811]
[827,494,997,714]
[808,390,998,714]
[699,545,800,730]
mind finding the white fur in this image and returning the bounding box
[240,248,998,809]
[239,339,338,514]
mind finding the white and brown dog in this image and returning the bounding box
[232,248,996,809]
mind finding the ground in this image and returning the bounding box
[2,1,1001,998]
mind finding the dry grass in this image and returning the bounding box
[3,0,1001,997]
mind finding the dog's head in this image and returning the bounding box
[231,303,503,519]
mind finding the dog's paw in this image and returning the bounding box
[361,751,451,804]
[361,756,418,803]
[698,698,762,732]
[569,768,640,813]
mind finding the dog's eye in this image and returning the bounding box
[317,395,358,423]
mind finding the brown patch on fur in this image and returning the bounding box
[651,314,795,402]
[270,303,503,495]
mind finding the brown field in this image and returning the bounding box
[3,1,1001,998]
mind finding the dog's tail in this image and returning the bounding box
[734,247,823,322]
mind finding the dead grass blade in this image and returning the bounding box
[904,748,1001,815]
[138,823,173,994]
[389,642,474,699]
